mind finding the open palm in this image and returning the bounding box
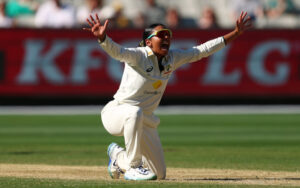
[83,14,109,42]
[235,11,252,35]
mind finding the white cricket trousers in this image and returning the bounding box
[101,100,166,179]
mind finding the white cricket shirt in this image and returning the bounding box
[99,36,225,114]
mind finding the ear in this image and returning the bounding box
[145,39,152,47]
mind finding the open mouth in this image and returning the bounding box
[161,41,170,51]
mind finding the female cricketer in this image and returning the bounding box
[84,12,252,181]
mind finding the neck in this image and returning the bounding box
[154,53,164,62]
[157,57,163,63]
[157,56,164,72]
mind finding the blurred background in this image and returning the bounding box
[0,0,300,105]
[1,0,300,29]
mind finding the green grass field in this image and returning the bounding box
[0,114,300,187]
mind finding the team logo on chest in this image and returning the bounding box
[163,64,172,74]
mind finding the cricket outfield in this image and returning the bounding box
[0,107,300,187]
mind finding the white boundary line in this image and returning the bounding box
[1,105,300,115]
[156,105,300,115]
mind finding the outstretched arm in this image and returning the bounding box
[83,14,143,66]
[224,11,252,45]
[172,11,252,70]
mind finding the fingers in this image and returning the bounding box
[237,12,252,26]
[103,19,109,30]
[238,11,248,23]
[241,11,247,21]
[84,14,108,37]
[238,11,243,23]
[244,16,251,24]
[85,14,101,30]
[90,15,96,25]
[86,18,93,27]
[91,24,100,33]
[235,11,252,35]
[239,15,253,32]
[92,26,96,33]
[244,19,253,29]
[86,14,104,26]
[243,16,252,29]
[96,14,101,24]
[82,28,92,31]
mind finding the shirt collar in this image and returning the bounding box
[145,46,155,57]
[145,46,170,62]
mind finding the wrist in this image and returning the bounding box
[234,29,241,36]
[98,35,106,43]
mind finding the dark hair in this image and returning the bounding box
[138,23,166,47]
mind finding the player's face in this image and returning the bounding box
[146,25,172,59]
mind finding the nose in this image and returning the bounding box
[164,34,170,39]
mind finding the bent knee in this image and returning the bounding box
[127,106,143,120]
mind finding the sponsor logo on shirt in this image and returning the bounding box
[144,90,162,95]
[146,66,153,72]
[152,80,162,89]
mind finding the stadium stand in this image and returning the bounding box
[0,0,299,29]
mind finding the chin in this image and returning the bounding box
[160,49,169,56]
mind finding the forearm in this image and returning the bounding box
[173,36,225,68]
[223,29,240,45]
[98,36,123,60]
[98,36,141,65]
[197,37,226,57]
